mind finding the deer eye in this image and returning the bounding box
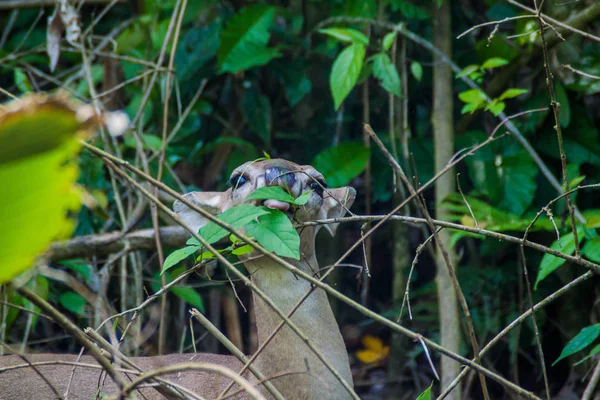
[309,180,327,196]
[230,175,247,188]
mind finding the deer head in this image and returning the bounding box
[173,158,357,399]
[174,158,356,242]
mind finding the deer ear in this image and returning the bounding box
[318,187,356,237]
[173,189,232,234]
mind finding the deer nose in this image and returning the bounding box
[263,199,291,212]
[265,166,295,188]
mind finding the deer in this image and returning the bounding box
[0,158,357,400]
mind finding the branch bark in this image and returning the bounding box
[45,226,188,262]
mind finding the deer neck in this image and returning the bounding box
[242,227,353,399]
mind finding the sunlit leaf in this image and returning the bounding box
[162,245,199,274]
[382,31,396,51]
[0,94,90,283]
[330,43,365,110]
[498,88,528,101]
[553,324,600,365]
[318,28,369,45]
[482,57,508,70]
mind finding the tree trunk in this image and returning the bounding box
[432,1,461,398]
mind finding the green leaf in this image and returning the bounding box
[242,86,271,143]
[200,204,271,245]
[485,100,505,116]
[554,81,571,127]
[232,244,253,255]
[0,95,85,284]
[582,237,600,263]
[569,175,586,189]
[59,259,91,283]
[218,5,280,73]
[245,209,300,259]
[318,28,369,45]
[416,382,433,400]
[410,61,423,82]
[171,286,205,312]
[389,0,430,20]
[162,245,199,274]
[382,31,396,51]
[574,343,600,366]
[245,186,295,203]
[458,89,487,113]
[553,324,600,365]
[330,43,366,110]
[293,190,312,206]
[59,292,87,316]
[535,230,584,288]
[312,142,370,187]
[457,64,480,78]
[371,53,402,97]
[14,68,32,93]
[498,88,528,101]
[482,57,508,70]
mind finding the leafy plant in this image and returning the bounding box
[0,94,89,283]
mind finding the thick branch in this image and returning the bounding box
[46,226,187,262]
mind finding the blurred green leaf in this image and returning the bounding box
[382,31,396,51]
[242,86,271,144]
[0,95,85,283]
[498,88,528,101]
[313,142,370,187]
[535,230,584,289]
[482,57,508,70]
[218,5,280,73]
[371,53,402,97]
[410,61,423,81]
[330,43,365,110]
[582,237,600,262]
[388,0,430,19]
[554,81,571,127]
[59,291,87,316]
[171,286,205,312]
[318,28,369,45]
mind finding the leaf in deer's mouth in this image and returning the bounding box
[245,209,300,260]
